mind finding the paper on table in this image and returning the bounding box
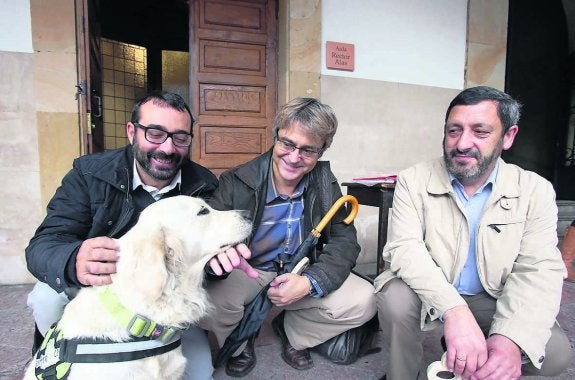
[352,175,397,186]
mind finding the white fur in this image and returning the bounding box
[24,196,251,380]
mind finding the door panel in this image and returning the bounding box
[200,84,266,117]
[200,40,266,76]
[190,0,277,175]
[200,1,267,32]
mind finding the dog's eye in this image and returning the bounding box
[197,206,210,216]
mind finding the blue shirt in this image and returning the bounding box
[450,164,499,295]
[250,173,307,270]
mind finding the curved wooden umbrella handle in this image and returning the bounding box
[313,195,359,235]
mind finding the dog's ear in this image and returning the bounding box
[163,232,186,282]
[118,221,169,303]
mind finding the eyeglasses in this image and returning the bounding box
[133,122,193,147]
[274,136,323,159]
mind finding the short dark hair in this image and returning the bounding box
[445,86,522,132]
[131,91,195,126]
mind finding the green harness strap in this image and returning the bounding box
[33,288,182,379]
[99,288,178,342]
[34,325,71,380]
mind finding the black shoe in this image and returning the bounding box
[225,335,257,377]
[271,311,314,370]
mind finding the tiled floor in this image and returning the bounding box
[1,281,574,380]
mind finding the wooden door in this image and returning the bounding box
[189,0,278,175]
[75,0,104,154]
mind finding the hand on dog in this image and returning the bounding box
[76,236,120,286]
[208,243,259,278]
[267,273,310,307]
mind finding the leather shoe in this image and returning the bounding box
[272,312,313,370]
[225,335,256,377]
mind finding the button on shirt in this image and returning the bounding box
[249,173,307,270]
[450,163,499,296]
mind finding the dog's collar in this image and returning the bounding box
[99,288,179,342]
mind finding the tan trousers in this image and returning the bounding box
[199,269,377,351]
[376,278,574,380]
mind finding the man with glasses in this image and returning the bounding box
[199,97,377,377]
[25,90,255,380]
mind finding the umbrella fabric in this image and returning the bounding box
[214,195,359,367]
[214,285,273,366]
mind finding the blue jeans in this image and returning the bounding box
[28,282,213,380]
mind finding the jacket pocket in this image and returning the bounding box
[479,217,526,293]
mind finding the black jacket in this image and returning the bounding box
[208,149,361,295]
[25,145,218,292]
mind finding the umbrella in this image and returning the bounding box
[214,195,359,367]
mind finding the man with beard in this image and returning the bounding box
[25,91,256,380]
[374,86,573,380]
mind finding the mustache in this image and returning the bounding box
[448,148,480,160]
[148,151,181,162]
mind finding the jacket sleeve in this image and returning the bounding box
[303,182,361,295]
[488,177,566,368]
[378,168,466,322]
[25,162,93,292]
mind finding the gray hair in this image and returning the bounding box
[273,97,338,150]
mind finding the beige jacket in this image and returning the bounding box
[374,157,566,368]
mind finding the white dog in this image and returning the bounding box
[25,196,252,380]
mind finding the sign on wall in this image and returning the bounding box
[326,41,355,71]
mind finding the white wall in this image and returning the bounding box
[320,0,468,266]
[0,0,33,53]
[322,0,467,89]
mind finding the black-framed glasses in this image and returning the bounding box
[274,136,323,159]
[133,122,193,147]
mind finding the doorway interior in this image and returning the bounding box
[505,0,575,200]
[99,0,190,151]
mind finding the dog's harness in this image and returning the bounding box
[34,288,182,380]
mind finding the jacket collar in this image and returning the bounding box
[234,148,274,190]
[88,146,134,193]
[427,157,520,199]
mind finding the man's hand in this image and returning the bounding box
[76,237,120,286]
[470,334,522,380]
[443,305,488,378]
[267,273,310,307]
[208,243,258,279]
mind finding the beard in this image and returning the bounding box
[132,136,186,181]
[443,137,503,184]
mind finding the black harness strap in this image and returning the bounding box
[59,336,181,363]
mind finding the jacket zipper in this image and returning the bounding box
[108,168,132,237]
